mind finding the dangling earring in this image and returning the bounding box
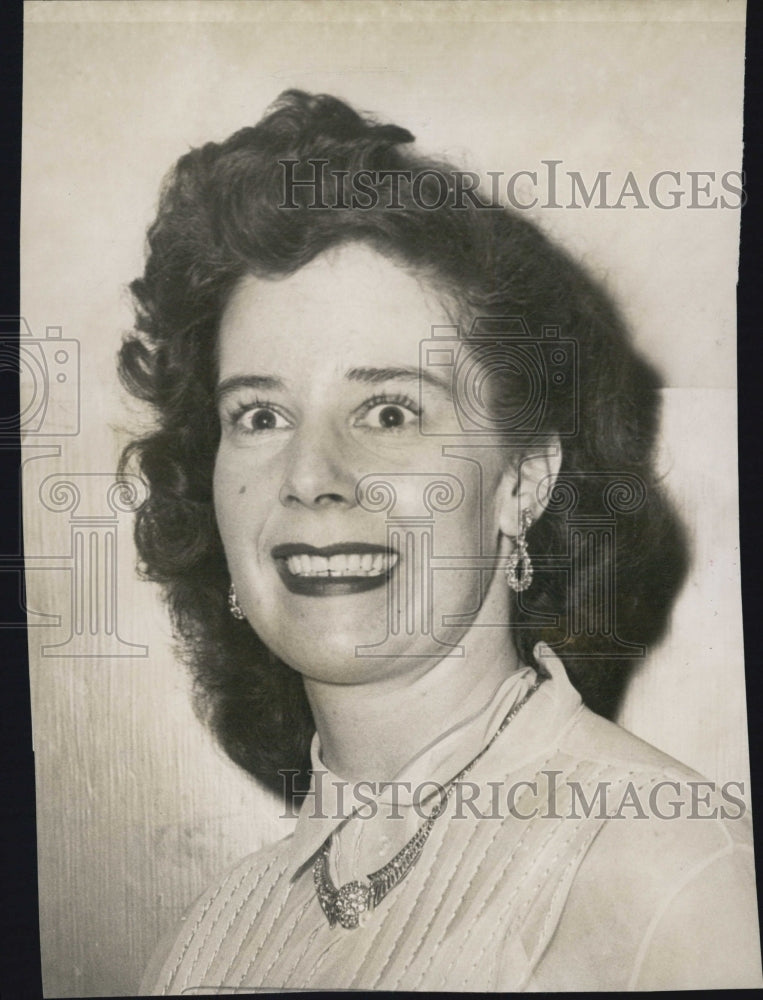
[228,582,246,620]
[506,508,534,592]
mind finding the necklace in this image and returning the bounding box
[312,672,546,929]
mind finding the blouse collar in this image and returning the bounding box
[286,644,582,876]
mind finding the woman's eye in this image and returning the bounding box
[355,400,420,431]
[237,406,291,433]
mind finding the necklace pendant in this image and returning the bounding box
[312,677,546,930]
[333,881,370,930]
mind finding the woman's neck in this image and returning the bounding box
[302,591,521,784]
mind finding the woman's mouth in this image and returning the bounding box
[271,543,399,596]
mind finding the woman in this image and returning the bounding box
[121,91,761,991]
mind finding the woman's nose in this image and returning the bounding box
[279,424,357,509]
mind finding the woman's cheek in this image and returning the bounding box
[212,452,246,539]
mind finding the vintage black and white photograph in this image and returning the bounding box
[20,0,760,994]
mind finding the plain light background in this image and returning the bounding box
[21,2,750,996]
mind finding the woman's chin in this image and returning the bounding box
[256,611,394,679]
[276,645,396,685]
[265,628,445,686]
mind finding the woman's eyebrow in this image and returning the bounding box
[345,366,452,396]
[215,368,453,403]
[215,374,283,403]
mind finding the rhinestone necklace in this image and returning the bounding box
[313,672,546,930]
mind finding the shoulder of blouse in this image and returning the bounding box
[518,706,760,991]
[558,703,701,775]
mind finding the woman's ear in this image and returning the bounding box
[497,435,562,537]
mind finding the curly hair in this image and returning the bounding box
[119,90,688,800]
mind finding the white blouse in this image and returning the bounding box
[143,652,762,993]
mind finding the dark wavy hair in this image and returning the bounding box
[119,90,688,799]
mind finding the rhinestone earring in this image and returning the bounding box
[506,508,534,592]
[228,582,246,620]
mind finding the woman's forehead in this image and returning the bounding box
[218,244,455,375]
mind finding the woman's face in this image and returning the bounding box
[213,243,517,685]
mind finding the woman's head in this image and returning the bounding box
[120,90,688,796]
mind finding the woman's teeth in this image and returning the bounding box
[284,552,399,577]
